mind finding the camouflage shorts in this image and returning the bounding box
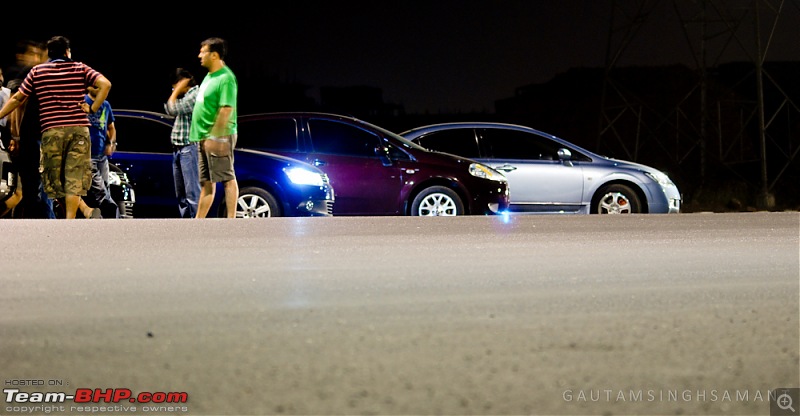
[41,126,92,199]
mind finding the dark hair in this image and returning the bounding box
[174,68,196,87]
[201,37,227,60]
[7,78,22,93]
[46,36,70,59]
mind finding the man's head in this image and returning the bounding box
[46,36,71,60]
[14,39,45,68]
[198,37,227,71]
[173,67,196,87]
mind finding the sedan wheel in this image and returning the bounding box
[411,186,464,216]
[593,184,641,214]
[220,186,281,218]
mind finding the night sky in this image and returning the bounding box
[3,1,798,115]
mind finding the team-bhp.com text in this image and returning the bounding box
[4,388,189,413]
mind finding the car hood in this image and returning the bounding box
[603,156,668,176]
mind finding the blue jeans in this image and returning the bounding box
[87,155,119,218]
[173,143,200,218]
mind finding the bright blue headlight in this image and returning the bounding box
[285,167,324,186]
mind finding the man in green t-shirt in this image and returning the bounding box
[190,37,239,218]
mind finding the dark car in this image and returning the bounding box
[1,137,134,219]
[401,122,681,214]
[236,112,509,216]
[109,110,334,218]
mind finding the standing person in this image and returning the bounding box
[4,39,46,81]
[78,85,119,219]
[2,40,54,219]
[190,37,238,218]
[0,69,21,217]
[0,35,111,219]
[164,67,200,218]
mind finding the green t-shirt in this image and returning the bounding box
[189,65,238,142]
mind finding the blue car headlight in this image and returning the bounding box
[284,167,325,187]
[644,170,675,187]
[469,163,506,182]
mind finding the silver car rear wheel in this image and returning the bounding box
[411,186,464,216]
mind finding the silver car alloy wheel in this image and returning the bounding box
[417,192,458,216]
[237,194,272,218]
[597,191,633,214]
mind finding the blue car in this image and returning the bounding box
[110,110,334,218]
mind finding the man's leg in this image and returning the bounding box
[172,148,188,218]
[18,139,53,218]
[196,181,215,218]
[182,144,200,218]
[95,157,119,218]
[64,195,81,219]
[223,179,239,218]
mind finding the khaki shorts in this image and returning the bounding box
[198,134,237,183]
[41,126,92,198]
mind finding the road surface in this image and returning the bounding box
[1,212,798,415]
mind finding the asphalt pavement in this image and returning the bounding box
[1,212,798,415]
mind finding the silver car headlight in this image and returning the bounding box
[107,171,122,187]
[644,171,675,187]
[285,167,325,186]
[469,163,506,182]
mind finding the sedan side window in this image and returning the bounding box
[480,129,560,160]
[237,118,299,152]
[113,117,173,154]
[308,119,379,157]
[416,129,480,158]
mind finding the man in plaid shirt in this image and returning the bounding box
[164,68,200,218]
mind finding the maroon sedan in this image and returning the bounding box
[237,112,509,216]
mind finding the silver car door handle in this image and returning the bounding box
[496,164,517,172]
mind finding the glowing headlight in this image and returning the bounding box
[285,167,324,186]
[469,163,506,182]
[107,171,122,186]
[644,171,674,187]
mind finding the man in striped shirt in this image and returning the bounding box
[0,36,111,219]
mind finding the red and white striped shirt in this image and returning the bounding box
[19,59,102,132]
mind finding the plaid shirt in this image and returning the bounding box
[164,85,198,146]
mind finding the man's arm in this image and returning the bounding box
[0,91,28,120]
[210,106,234,138]
[165,84,197,116]
[104,121,117,156]
[87,76,111,114]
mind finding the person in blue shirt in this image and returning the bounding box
[79,86,119,218]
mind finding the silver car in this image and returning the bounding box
[401,122,681,214]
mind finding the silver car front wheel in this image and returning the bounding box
[593,184,641,214]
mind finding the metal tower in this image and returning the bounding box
[599,0,799,209]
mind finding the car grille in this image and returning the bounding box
[119,200,135,219]
[322,173,334,215]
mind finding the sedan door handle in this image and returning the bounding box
[313,159,327,167]
[495,164,517,172]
